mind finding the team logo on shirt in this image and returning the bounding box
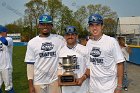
[41,42,54,51]
[90,47,103,65]
[39,42,56,57]
[90,47,101,57]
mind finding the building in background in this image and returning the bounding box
[117,16,140,45]
[7,33,21,42]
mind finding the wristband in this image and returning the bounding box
[116,87,122,90]
[116,84,122,90]
[117,84,122,88]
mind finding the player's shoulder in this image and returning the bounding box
[77,43,86,48]
[28,36,38,41]
[51,34,63,39]
[6,36,12,39]
[59,45,67,52]
[6,36,13,40]
[77,44,89,55]
[103,34,117,42]
[86,39,93,46]
[51,34,65,42]
[27,36,39,45]
[103,34,115,40]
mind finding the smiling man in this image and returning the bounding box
[86,14,125,93]
[58,26,90,93]
[24,14,65,93]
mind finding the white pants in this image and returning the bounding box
[61,79,89,93]
[34,80,61,93]
[0,69,13,91]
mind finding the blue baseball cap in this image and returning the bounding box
[0,25,8,33]
[64,26,77,35]
[39,14,53,24]
[88,13,103,25]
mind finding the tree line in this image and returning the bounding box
[5,0,118,42]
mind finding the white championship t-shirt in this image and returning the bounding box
[24,34,65,85]
[59,44,90,93]
[86,34,125,93]
[0,37,13,69]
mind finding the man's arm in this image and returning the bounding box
[76,68,90,85]
[27,64,35,93]
[114,62,124,93]
[117,62,124,86]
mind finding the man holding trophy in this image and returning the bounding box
[58,26,90,93]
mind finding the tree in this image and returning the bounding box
[74,6,88,27]
[5,24,21,34]
[25,0,47,36]
[103,18,118,37]
[74,4,118,37]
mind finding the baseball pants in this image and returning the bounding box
[0,69,13,91]
[34,80,60,93]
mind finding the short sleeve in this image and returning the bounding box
[112,39,125,63]
[24,42,35,64]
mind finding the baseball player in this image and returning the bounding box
[58,26,90,93]
[86,14,125,93]
[24,14,65,93]
[0,25,15,93]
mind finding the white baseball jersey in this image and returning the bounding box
[0,37,13,69]
[24,34,65,85]
[86,34,125,93]
[59,44,90,93]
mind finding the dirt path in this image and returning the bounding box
[122,63,140,93]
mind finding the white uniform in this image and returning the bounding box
[86,34,125,93]
[24,34,65,85]
[0,37,13,91]
[59,44,90,93]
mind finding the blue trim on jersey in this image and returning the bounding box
[26,62,35,64]
[0,37,8,46]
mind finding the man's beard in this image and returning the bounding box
[42,32,50,36]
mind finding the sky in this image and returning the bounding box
[0,0,140,25]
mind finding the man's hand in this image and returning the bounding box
[114,85,122,93]
[28,79,35,93]
[29,86,35,93]
[76,75,87,86]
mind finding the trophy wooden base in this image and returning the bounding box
[58,75,77,86]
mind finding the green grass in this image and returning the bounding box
[2,46,28,93]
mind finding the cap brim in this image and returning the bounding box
[88,22,101,25]
[65,32,77,35]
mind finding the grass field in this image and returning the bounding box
[2,46,28,93]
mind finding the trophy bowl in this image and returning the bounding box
[58,55,78,86]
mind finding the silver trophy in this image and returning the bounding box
[58,55,79,86]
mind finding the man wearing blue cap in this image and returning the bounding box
[86,14,125,93]
[58,26,90,93]
[0,25,15,93]
[24,14,65,93]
